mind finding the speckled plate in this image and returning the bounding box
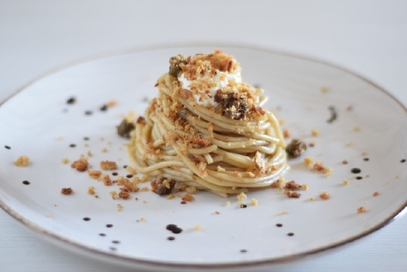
[1,45,407,272]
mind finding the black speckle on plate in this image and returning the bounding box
[112,240,120,244]
[401,159,406,163]
[287,232,294,236]
[356,176,363,180]
[240,249,247,253]
[167,236,175,241]
[22,180,30,185]
[83,137,90,141]
[66,97,76,104]
[351,168,361,174]
[276,223,283,227]
[106,224,113,228]
[109,246,117,251]
[166,224,182,234]
[99,233,106,237]
[69,144,76,148]
[83,217,91,221]
[112,172,118,176]
[4,145,11,150]
[126,174,133,178]
[363,158,369,161]
[85,110,93,115]
[100,105,108,111]
[240,204,247,208]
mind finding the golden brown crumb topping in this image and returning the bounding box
[71,157,88,172]
[100,160,118,170]
[14,155,30,167]
[357,206,366,213]
[286,191,301,198]
[319,191,330,200]
[61,187,73,195]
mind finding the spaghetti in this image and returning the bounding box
[128,50,288,197]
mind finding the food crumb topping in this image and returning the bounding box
[61,187,73,195]
[88,170,102,179]
[193,225,202,231]
[87,186,95,195]
[61,158,69,164]
[237,192,247,201]
[319,191,330,200]
[100,161,118,171]
[71,157,88,172]
[14,155,30,167]
[357,206,366,213]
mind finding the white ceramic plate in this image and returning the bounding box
[1,45,407,272]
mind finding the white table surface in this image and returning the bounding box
[1,1,407,271]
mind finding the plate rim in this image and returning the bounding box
[1,42,407,270]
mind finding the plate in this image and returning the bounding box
[1,45,407,271]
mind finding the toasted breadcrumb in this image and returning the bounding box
[126,166,137,175]
[319,191,330,200]
[373,191,379,197]
[100,160,118,170]
[217,165,226,172]
[308,197,315,201]
[225,201,231,206]
[61,187,73,195]
[107,100,118,108]
[71,157,88,172]
[284,180,303,190]
[321,86,329,93]
[283,128,291,138]
[117,204,123,211]
[87,151,92,157]
[110,191,119,200]
[286,191,301,198]
[281,210,288,215]
[251,198,258,206]
[87,186,95,195]
[343,180,350,185]
[302,184,309,190]
[357,206,366,213]
[100,174,112,186]
[303,157,314,166]
[166,194,175,199]
[193,225,202,231]
[61,158,69,164]
[119,190,130,199]
[88,170,102,179]
[182,193,194,202]
[214,211,220,215]
[342,160,348,165]
[311,129,319,136]
[139,217,146,222]
[14,155,30,167]
[237,192,247,201]
[347,142,354,147]
[101,148,108,153]
[353,126,360,132]
[140,186,149,192]
[186,186,196,194]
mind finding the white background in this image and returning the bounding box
[1,1,407,271]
